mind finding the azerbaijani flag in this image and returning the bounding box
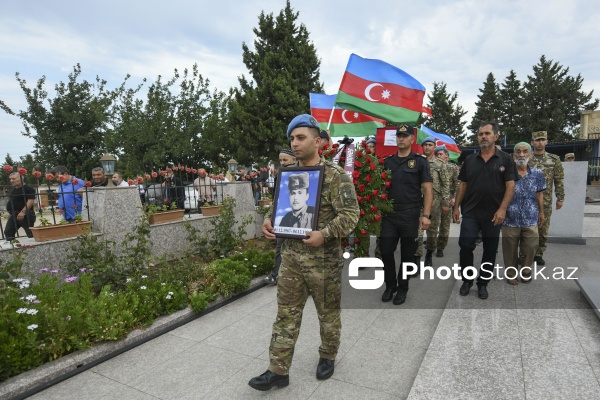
[309,93,385,137]
[335,54,426,124]
[414,125,461,161]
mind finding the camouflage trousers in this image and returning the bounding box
[415,197,442,257]
[268,241,343,375]
[436,209,452,251]
[537,203,553,257]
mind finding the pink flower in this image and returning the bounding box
[72,178,79,185]
[57,175,67,183]
[137,176,144,184]
[151,171,158,178]
[3,165,13,173]
[127,179,134,186]
[186,167,191,173]
[18,167,27,176]
[84,180,92,187]
[45,173,55,181]
[33,171,42,179]
[145,174,151,181]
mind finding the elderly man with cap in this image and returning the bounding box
[379,123,433,306]
[250,114,359,390]
[564,153,575,162]
[528,130,565,266]
[435,144,459,257]
[279,172,315,229]
[503,142,546,284]
[453,121,515,300]
[415,136,450,267]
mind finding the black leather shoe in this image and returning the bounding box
[477,285,489,300]
[382,286,397,302]
[424,250,433,267]
[393,289,407,305]
[534,256,545,266]
[436,249,444,257]
[248,370,289,391]
[459,281,473,296]
[316,358,334,380]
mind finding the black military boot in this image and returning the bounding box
[424,250,433,267]
[436,249,444,257]
[248,370,289,391]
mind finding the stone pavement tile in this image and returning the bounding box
[200,357,320,400]
[445,280,517,310]
[333,336,428,398]
[566,307,600,334]
[362,309,442,347]
[307,378,395,400]
[427,322,517,353]
[91,332,198,384]
[27,370,122,400]
[126,342,254,399]
[201,314,274,357]
[431,308,518,339]
[407,347,524,400]
[576,330,600,367]
[523,358,600,399]
[168,307,249,343]
[518,313,588,365]
[98,383,160,399]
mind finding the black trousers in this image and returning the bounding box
[4,211,36,240]
[458,216,501,286]
[379,208,420,291]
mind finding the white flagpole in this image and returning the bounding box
[326,106,335,130]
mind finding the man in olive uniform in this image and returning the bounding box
[435,145,459,257]
[415,137,450,267]
[250,114,359,391]
[380,124,433,306]
[528,130,565,265]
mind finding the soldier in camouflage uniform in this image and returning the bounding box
[249,114,359,391]
[415,137,450,267]
[528,130,565,265]
[435,145,460,257]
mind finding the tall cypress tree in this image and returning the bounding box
[498,70,527,144]
[426,82,467,145]
[468,73,501,145]
[228,0,323,165]
[522,55,598,141]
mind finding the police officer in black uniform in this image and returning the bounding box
[380,124,433,305]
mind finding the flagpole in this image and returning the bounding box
[326,106,335,130]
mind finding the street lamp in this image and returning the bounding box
[226,159,238,182]
[100,153,117,186]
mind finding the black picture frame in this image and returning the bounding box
[272,165,325,239]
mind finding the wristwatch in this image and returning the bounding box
[423,214,432,219]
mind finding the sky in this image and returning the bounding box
[1,0,599,160]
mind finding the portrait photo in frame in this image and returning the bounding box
[272,165,324,239]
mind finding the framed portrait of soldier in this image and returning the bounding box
[272,165,324,239]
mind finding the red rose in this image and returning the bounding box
[361,141,367,148]
[72,178,79,185]
[366,195,372,201]
[322,143,330,150]
[378,158,384,165]
[358,184,366,192]
[357,196,364,203]
[160,170,165,176]
[332,143,339,149]
[145,174,151,181]
[381,193,388,200]
[192,169,197,174]
[45,173,55,181]
[365,174,372,183]
[151,171,158,178]
[340,157,346,163]
[167,168,173,174]
[353,179,358,185]
[342,241,349,248]
[186,167,191,173]
[354,161,362,168]
[380,171,387,179]
[318,149,323,156]
[385,181,391,189]
[137,176,144,184]
[33,171,42,179]
[127,179,134,186]
[352,171,360,179]
[361,229,368,236]
[375,214,382,222]
[84,180,92,187]
[356,150,363,157]
[354,237,361,244]
[373,189,379,196]
[371,205,378,213]
[369,163,376,171]
[57,175,67,183]
[3,165,13,173]
[58,209,63,214]
[18,167,27,176]
[365,149,372,155]
[360,210,365,216]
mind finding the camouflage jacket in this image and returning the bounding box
[528,152,565,202]
[425,156,450,207]
[444,161,460,196]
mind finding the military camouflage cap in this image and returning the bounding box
[565,153,575,160]
[396,124,415,136]
[288,172,309,190]
[532,131,547,140]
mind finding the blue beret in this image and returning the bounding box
[421,136,436,145]
[286,114,321,138]
[396,124,415,136]
[366,138,376,144]
[435,145,447,153]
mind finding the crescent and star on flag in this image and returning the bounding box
[364,83,391,102]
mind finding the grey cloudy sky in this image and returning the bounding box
[1,0,598,159]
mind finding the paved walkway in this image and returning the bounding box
[27,210,600,399]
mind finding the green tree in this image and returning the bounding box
[228,0,323,165]
[425,82,467,144]
[522,55,598,141]
[498,70,527,144]
[469,73,501,145]
[0,64,122,179]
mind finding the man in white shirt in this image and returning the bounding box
[112,172,130,187]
